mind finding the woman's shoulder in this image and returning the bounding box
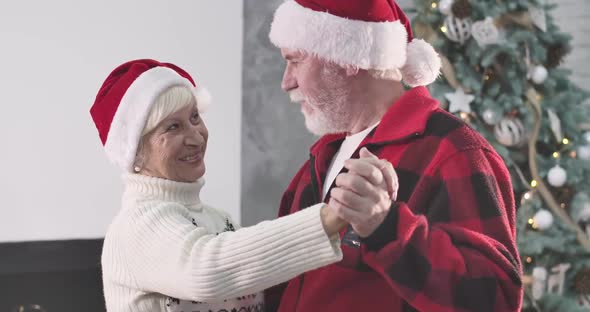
[201,204,240,229]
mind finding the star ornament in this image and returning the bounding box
[445,88,475,113]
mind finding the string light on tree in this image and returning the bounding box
[548,165,567,187]
[521,191,535,205]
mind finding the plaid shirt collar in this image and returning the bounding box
[310,86,439,156]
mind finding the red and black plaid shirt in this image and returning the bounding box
[266,87,523,312]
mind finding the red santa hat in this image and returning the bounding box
[269,0,441,87]
[89,59,211,172]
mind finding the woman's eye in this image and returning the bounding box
[191,112,200,122]
[166,123,179,131]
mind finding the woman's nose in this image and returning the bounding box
[184,128,205,146]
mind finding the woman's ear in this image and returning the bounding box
[133,139,146,173]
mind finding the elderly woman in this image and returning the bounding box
[90,59,394,312]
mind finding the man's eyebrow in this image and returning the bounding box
[285,53,303,61]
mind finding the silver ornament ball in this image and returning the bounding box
[494,117,525,147]
[443,16,472,44]
[482,108,501,125]
[547,165,567,187]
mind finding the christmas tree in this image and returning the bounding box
[409,0,590,310]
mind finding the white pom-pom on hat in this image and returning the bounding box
[400,39,442,87]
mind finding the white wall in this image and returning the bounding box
[0,1,243,242]
[550,0,590,91]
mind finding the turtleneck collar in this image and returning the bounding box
[123,173,204,210]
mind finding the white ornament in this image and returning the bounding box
[547,165,567,187]
[529,7,547,32]
[494,117,525,147]
[572,193,590,224]
[444,16,472,44]
[575,202,590,224]
[532,267,547,300]
[439,0,453,15]
[529,65,548,84]
[547,263,571,296]
[471,17,500,47]
[445,88,475,113]
[546,109,563,141]
[534,209,554,230]
[482,108,501,125]
[578,145,590,160]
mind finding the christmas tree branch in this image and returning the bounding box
[526,87,590,253]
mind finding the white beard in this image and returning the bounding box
[289,84,351,136]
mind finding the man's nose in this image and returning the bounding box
[281,63,297,92]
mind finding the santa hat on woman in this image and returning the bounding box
[89,59,211,172]
[269,0,441,87]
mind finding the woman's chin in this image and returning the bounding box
[185,163,205,182]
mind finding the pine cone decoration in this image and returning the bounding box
[575,268,590,295]
[451,0,472,19]
[546,43,570,69]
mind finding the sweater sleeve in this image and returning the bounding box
[115,202,342,302]
[359,148,523,312]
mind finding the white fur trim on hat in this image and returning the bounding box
[194,86,211,113]
[269,0,408,71]
[400,39,442,87]
[104,67,208,172]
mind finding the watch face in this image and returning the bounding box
[342,225,361,248]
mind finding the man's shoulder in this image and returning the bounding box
[423,109,493,153]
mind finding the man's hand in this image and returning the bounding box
[327,147,398,237]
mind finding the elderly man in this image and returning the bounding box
[265,0,524,311]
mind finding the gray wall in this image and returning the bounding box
[241,0,317,226]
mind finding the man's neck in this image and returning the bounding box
[346,80,405,135]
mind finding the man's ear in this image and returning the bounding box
[345,66,360,77]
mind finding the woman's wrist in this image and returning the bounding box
[320,204,348,236]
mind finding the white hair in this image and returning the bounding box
[142,85,197,136]
[368,68,403,81]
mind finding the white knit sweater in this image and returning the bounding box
[101,173,342,312]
